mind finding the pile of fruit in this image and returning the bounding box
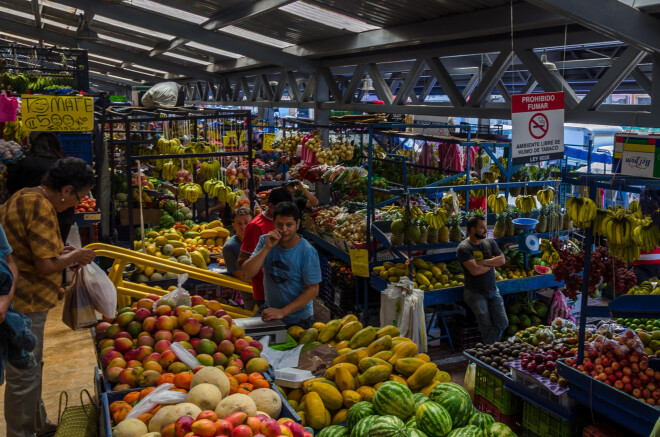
[566,329,660,406]
[625,281,660,295]
[332,213,367,245]
[616,317,660,333]
[638,330,660,357]
[518,346,574,386]
[504,297,548,336]
[96,293,270,392]
[517,318,579,344]
[465,339,535,374]
[75,195,97,213]
[372,259,465,290]
[311,380,518,436]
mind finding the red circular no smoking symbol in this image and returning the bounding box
[529,113,549,139]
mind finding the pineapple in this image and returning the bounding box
[494,211,507,238]
[391,232,404,246]
[449,214,464,242]
[416,224,427,244]
[439,225,449,243]
[561,211,570,230]
[427,227,439,244]
[536,205,547,233]
[506,209,516,236]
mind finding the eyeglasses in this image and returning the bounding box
[74,192,81,202]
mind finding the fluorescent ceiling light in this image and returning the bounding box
[98,33,152,50]
[89,59,117,68]
[89,53,122,63]
[218,26,291,48]
[123,0,206,24]
[94,15,174,40]
[0,6,34,20]
[124,67,161,77]
[131,64,167,75]
[108,74,139,82]
[161,52,212,66]
[184,41,241,59]
[91,70,137,83]
[280,1,380,32]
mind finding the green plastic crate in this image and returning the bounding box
[474,365,520,415]
[522,401,583,437]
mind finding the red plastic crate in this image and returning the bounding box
[473,394,522,436]
[582,424,626,437]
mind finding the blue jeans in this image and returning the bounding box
[463,288,508,344]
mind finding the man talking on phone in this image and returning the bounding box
[241,202,321,328]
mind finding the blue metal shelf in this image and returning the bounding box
[302,231,351,264]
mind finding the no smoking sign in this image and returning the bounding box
[512,92,564,165]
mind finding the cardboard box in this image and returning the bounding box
[118,208,162,226]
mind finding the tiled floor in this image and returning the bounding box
[0,300,98,435]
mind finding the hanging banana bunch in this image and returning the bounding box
[162,161,177,181]
[424,208,448,229]
[515,195,536,213]
[200,161,221,181]
[487,194,507,214]
[469,179,485,199]
[179,183,203,204]
[481,171,499,196]
[536,188,554,206]
[566,196,597,228]
[633,217,660,253]
[540,238,561,264]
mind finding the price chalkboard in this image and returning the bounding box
[21,95,94,132]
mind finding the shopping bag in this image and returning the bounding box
[54,390,97,437]
[464,363,476,401]
[153,274,191,309]
[125,383,186,421]
[80,262,117,318]
[62,271,97,330]
[380,277,428,353]
[549,289,576,323]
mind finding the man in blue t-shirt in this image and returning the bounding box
[242,202,321,328]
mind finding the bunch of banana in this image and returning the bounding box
[481,171,499,196]
[489,163,502,178]
[629,200,640,214]
[592,209,611,237]
[156,138,182,155]
[633,217,660,253]
[539,238,561,264]
[515,195,536,213]
[626,281,660,295]
[161,161,177,181]
[600,208,635,247]
[200,160,221,181]
[566,196,597,228]
[3,121,29,143]
[469,178,485,199]
[487,194,507,214]
[536,188,554,206]
[410,205,424,220]
[610,245,641,263]
[424,208,448,229]
[179,183,203,204]
[190,141,215,154]
[226,191,238,209]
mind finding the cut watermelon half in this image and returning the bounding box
[534,265,552,275]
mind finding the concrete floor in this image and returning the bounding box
[0,299,97,436]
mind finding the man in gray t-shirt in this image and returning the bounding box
[456,216,508,344]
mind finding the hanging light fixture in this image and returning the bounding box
[541,50,557,72]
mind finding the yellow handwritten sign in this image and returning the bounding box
[223,131,238,147]
[262,133,275,151]
[240,130,246,144]
[349,249,370,277]
[22,95,94,132]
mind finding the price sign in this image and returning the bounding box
[349,249,370,277]
[223,131,238,147]
[262,133,275,151]
[21,94,94,132]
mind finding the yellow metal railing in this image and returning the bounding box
[86,243,256,318]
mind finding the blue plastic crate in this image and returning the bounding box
[58,133,93,164]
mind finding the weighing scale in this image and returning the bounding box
[512,218,540,270]
[234,317,288,344]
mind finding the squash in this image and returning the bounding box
[394,358,427,376]
[302,378,334,393]
[287,388,304,403]
[309,382,343,410]
[358,357,392,374]
[377,325,400,338]
[324,363,358,381]
[304,392,327,430]
[347,327,378,349]
[335,321,363,341]
[298,328,318,345]
[335,367,356,392]
[407,362,438,390]
[365,335,392,356]
[342,390,362,409]
[334,340,349,350]
[357,364,391,387]
[420,380,441,397]
[388,342,419,365]
[318,320,342,343]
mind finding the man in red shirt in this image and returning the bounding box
[237,187,293,310]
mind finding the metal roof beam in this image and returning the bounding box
[526,0,660,54]
[202,0,297,30]
[632,67,653,95]
[468,50,514,107]
[88,61,158,84]
[51,0,316,72]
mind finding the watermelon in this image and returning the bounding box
[162,200,177,214]
[430,382,471,403]
[534,265,551,275]
[347,401,374,430]
[413,393,429,410]
[483,422,517,437]
[173,210,185,221]
[405,416,417,429]
[468,412,495,430]
[403,430,428,437]
[416,401,452,437]
[370,415,407,437]
[433,391,472,428]
[350,415,379,437]
[447,425,484,437]
[159,212,175,228]
[373,381,415,421]
[317,425,349,437]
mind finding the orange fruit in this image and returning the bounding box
[234,373,248,384]
[157,373,175,386]
[139,387,156,399]
[174,371,193,390]
[123,391,140,405]
[248,372,264,385]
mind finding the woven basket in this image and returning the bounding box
[54,390,98,437]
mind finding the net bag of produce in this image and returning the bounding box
[380,277,428,353]
[152,274,192,309]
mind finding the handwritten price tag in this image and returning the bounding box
[349,249,370,277]
[21,95,93,132]
[262,133,275,151]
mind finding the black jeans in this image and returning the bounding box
[287,316,314,330]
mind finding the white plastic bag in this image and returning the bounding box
[141,82,180,108]
[153,274,191,309]
[125,383,187,421]
[62,270,97,330]
[81,262,117,318]
[380,277,428,353]
[170,342,202,370]
[464,363,476,401]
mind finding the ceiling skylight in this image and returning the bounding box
[89,53,122,63]
[131,64,168,75]
[94,15,174,40]
[0,6,34,20]
[161,52,212,66]
[184,42,241,59]
[98,33,152,50]
[280,1,380,32]
[42,18,77,32]
[218,26,292,49]
[41,0,77,14]
[123,0,206,24]
[0,32,39,44]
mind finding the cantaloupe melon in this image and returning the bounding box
[215,394,257,419]
[249,388,282,418]
[186,383,223,410]
[112,418,148,437]
[191,367,230,397]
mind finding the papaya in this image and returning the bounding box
[164,233,182,241]
[389,374,409,386]
[376,325,400,338]
[365,335,392,356]
[332,408,348,425]
[394,357,427,376]
[434,370,452,382]
[340,314,358,326]
[334,340,349,350]
[372,350,394,361]
[287,388,304,403]
[358,357,392,374]
[416,273,432,287]
[415,353,431,362]
[391,338,413,349]
[357,364,391,387]
[301,341,322,353]
[298,411,306,427]
[388,341,418,365]
[298,328,318,345]
[324,363,358,381]
[190,252,207,270]
[341,390,362,409]
[318,319,342,344]
[304,392,326,430]
[335,321,362,341]
[169,240,185,248]
[337,348,352,355]
[333,348,368,366]
[309,382,343,410]
[302,378,331,393]
[200,229,220,239]
[288,326,304,341]
[407,362,439,390]
[420,380,441,397]
[356,386,376,402]
[172,247,187,257]
[313,322,326,331]
[347,327,378,349]
[335,366,356,392]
